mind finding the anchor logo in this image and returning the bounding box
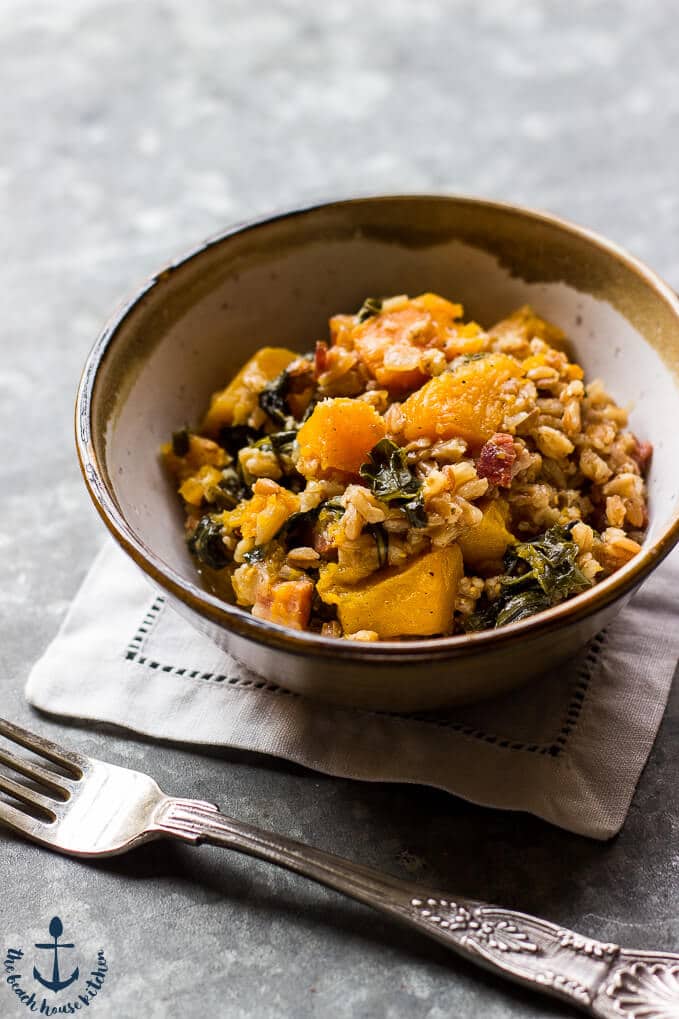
[33,917,80,993]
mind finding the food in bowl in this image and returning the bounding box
[162,292,651,641]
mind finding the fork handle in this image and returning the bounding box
[159,799,679,1018]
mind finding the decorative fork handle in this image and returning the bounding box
[159,800,679,1018]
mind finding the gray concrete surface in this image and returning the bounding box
[1,1,678,1016]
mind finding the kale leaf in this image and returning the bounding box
[245,504,325,563]
[359,439,421,503]
[171,427,191,457]
[213,467,249,510]
[404,492,428,529]
[258,369,292,426]
[494,589,552,627]
[268,429,298,452]
[366,523,389,568]
[360,439,427,530]
[356,296,383,323]
[274,506,321,548]
[217,424,262,457]
[187,516,230,570]
[463,525,593,631]
[503,525,592,601]
[242,545,266,564]
[274,499,344,549]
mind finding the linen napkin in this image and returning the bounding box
[25,540,679,839]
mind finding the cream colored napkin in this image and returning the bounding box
[25,540,679,839]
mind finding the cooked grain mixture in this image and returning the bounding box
[162,295,651,639]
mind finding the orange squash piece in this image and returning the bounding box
[329,314,355,349]
[489,305,567,350]
[221,482,300,547]
[458,498,515,574]
[296,398,386,478]
[522,352,584,382]
[400,353,522,447]
[443,320,488,359]
[178,465,225,507]
[253,578,314,630]
[161,434,228,482]
[352,294,462,391]
[202,346,299,434]
[317,546,463,638]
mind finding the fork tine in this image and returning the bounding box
[0,797,49,838]
[0,746,71,798]
[0,718,85,777]
[0,773,57,818]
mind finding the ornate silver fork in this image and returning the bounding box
[0,716,677,1019]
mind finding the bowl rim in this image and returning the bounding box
[76,192,679,664]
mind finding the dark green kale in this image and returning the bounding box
[360,439,428,530]
[245,505,324,564]
[171,427,191,457]
[213,467,249,510]
[275,506,322,548]
[460,599,498,632]
[242,545,266,564]
[274,499,343,549]
[258,355,320,428]
[278,474,306,494]
[359,439,421,503]
[217,425,262,457]
[493,589,552,627]
[356,296,383,323]
[463,525,593,631]
[366,523,389,568]
[323,500,346,515]
[258,369,293,426]
[404,493,428,529]
[249,430,303,492]
[187,516,230,570]
[230,432,297,492]
[268,430,298,452]
[503,524,591,601]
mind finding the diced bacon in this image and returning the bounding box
[632,439,653,474]
[476,432,517,487]
[314,340,328,379]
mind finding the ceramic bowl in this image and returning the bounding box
[76,195,679,712]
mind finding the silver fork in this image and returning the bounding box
[0,716,677,1018]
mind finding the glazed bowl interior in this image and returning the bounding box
[79,196,679,706]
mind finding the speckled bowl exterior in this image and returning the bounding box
[76,196,679,711]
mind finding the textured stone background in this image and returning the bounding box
[1,1,679,1016]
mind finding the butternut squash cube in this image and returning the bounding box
[317,546,462,638]
[202,347,299,434]
[521,352,584,382]
[400,353,522,447]
[221,481,300,548]
[253,578,314,630]
[352,293,463,391]
[458,499,515,574]
[296,398,386,478]
[161,434,227,482]
[489,305,567,350]
[178,464,225,507]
